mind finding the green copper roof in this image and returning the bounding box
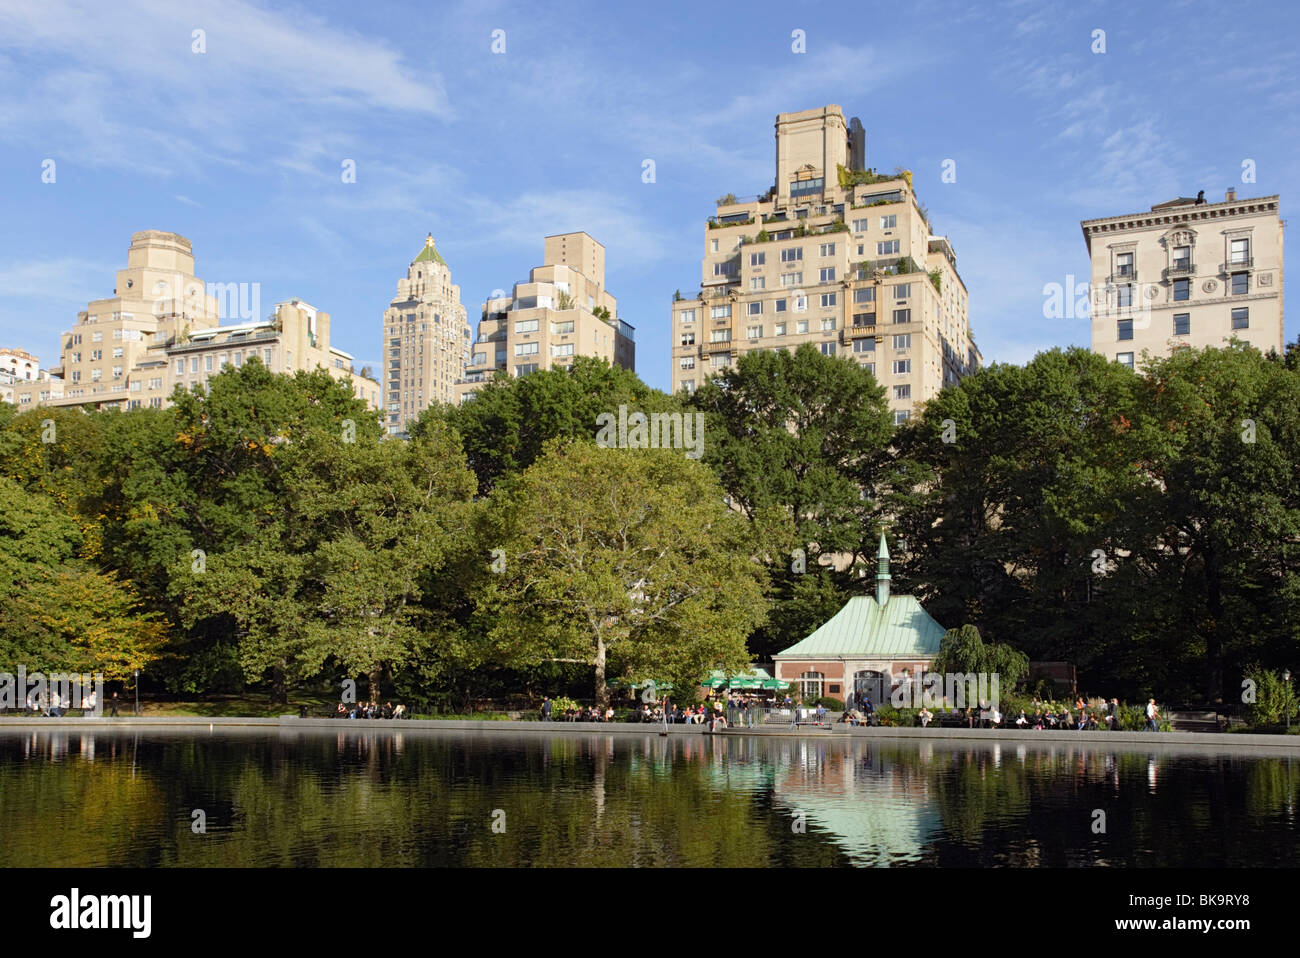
[775,595,945,659]
[413,234,446,266]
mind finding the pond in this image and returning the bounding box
[1,728,1296,867]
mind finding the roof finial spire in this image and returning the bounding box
[426,232,434,247]
[876,530,891,606]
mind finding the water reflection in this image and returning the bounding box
[0,729,1296,867]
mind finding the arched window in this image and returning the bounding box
[854,670,886,709]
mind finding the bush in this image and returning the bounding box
[1242,666,1299,729]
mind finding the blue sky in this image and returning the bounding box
[1,0,1296,391]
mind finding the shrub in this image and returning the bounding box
[1242,665,1299,729]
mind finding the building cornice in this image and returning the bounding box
[1081,196,1280,252]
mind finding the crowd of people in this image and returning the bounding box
[334,701,406,720]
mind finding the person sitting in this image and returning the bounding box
[1031,710,1044,729]
[1060,709,1072,729]
[382,702,394,720]
[1015,709,1028,728]
[393,704,406,720]
[919,707,934,728]
[335,703,348,718]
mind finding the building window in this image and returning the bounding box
[818,267,835,283]
[894,409,911,425]
[1173,313,1190,336]
[781,248,803,263]
[514,319,539,334]
[892,308,911,324]
[1173,278,1190,301]
[750,277,766,290]
[819,243,836,257]
[552,320,575,335]
[796,320,809,334]
[1232,307,1249,330]
[775,299,787,313]
[820,293,837,308]
[1117,319,1133,341]
[852,218,869,232]
[552,343,575,357]
[880,215,897,229]
[714,261,738,278]
[514,341,540,356]
[750,252,765,266]
[862,362,875,375]
[747,302,763,315]
[1117,284,1133,308]
[853,312,876,327]
[1116,352,1135,369]
[893,283,911,299]
[1115,251,1134,277]
[893,359,911,374]
[747,325,762,339]
[893,334,911,349]
[710,329,732,343]
[854,287,875,304]
[679,357,695,369]
[878,240,899,256]
[780,272,802,287]
[680,332,695,346]
[854,339,875,353]
[514,363,539,376]
[820,342,836,356]
[679,309,696,325]
[1231,272,1249,295]
[894,384,911,400]
[1229,238,1250,265]
[205,356,213,371]
[820,317,836,331]
[710,239,719,253]
[774,323,786,336]
[1173,245,1190,270]
[113,347,124,358]
[710,306,731,320]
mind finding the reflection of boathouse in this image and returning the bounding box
[773,534,945,708]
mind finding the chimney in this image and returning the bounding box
[1196,190,1205,204]
[1226,188,1237,202]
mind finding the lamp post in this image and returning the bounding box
[1285,669,1292,732]
[134,669,140,717]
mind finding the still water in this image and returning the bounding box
[0,727,1296,867]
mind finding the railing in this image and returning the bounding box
[1165,261,1194,278]
[1108,269,1138,284]
[1223,257,1254,271]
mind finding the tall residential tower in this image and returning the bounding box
[670,105,980,423]
[382,234,471,434]
[455,232,635,403]
[1081,190,1284,367]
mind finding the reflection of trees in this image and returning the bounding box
[0,730,847,867]
[3,732,1297,868]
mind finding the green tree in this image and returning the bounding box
[689,343,892,656]
[476,440,769,709]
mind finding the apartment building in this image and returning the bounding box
[455,232,635,403]
[670,105,980,424]
[15,230,379,413]
[382,234,471,434]
[1082,189,1284,367]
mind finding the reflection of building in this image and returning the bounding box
[455,232,635,403]
[773,534,945,707]
[771,738,942,865]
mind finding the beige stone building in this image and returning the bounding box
[670,105,980,424]
[18,230,379,414]
[455,232,635,403]
[1082,189,1284,368]
[382,234,471,435]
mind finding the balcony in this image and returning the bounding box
[1164,261,1195,279]
[1222,257,1254,273]
[1108,266,1138,284]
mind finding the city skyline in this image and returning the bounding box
[1,0,1296,394]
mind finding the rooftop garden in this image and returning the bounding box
[837,165,913,190]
